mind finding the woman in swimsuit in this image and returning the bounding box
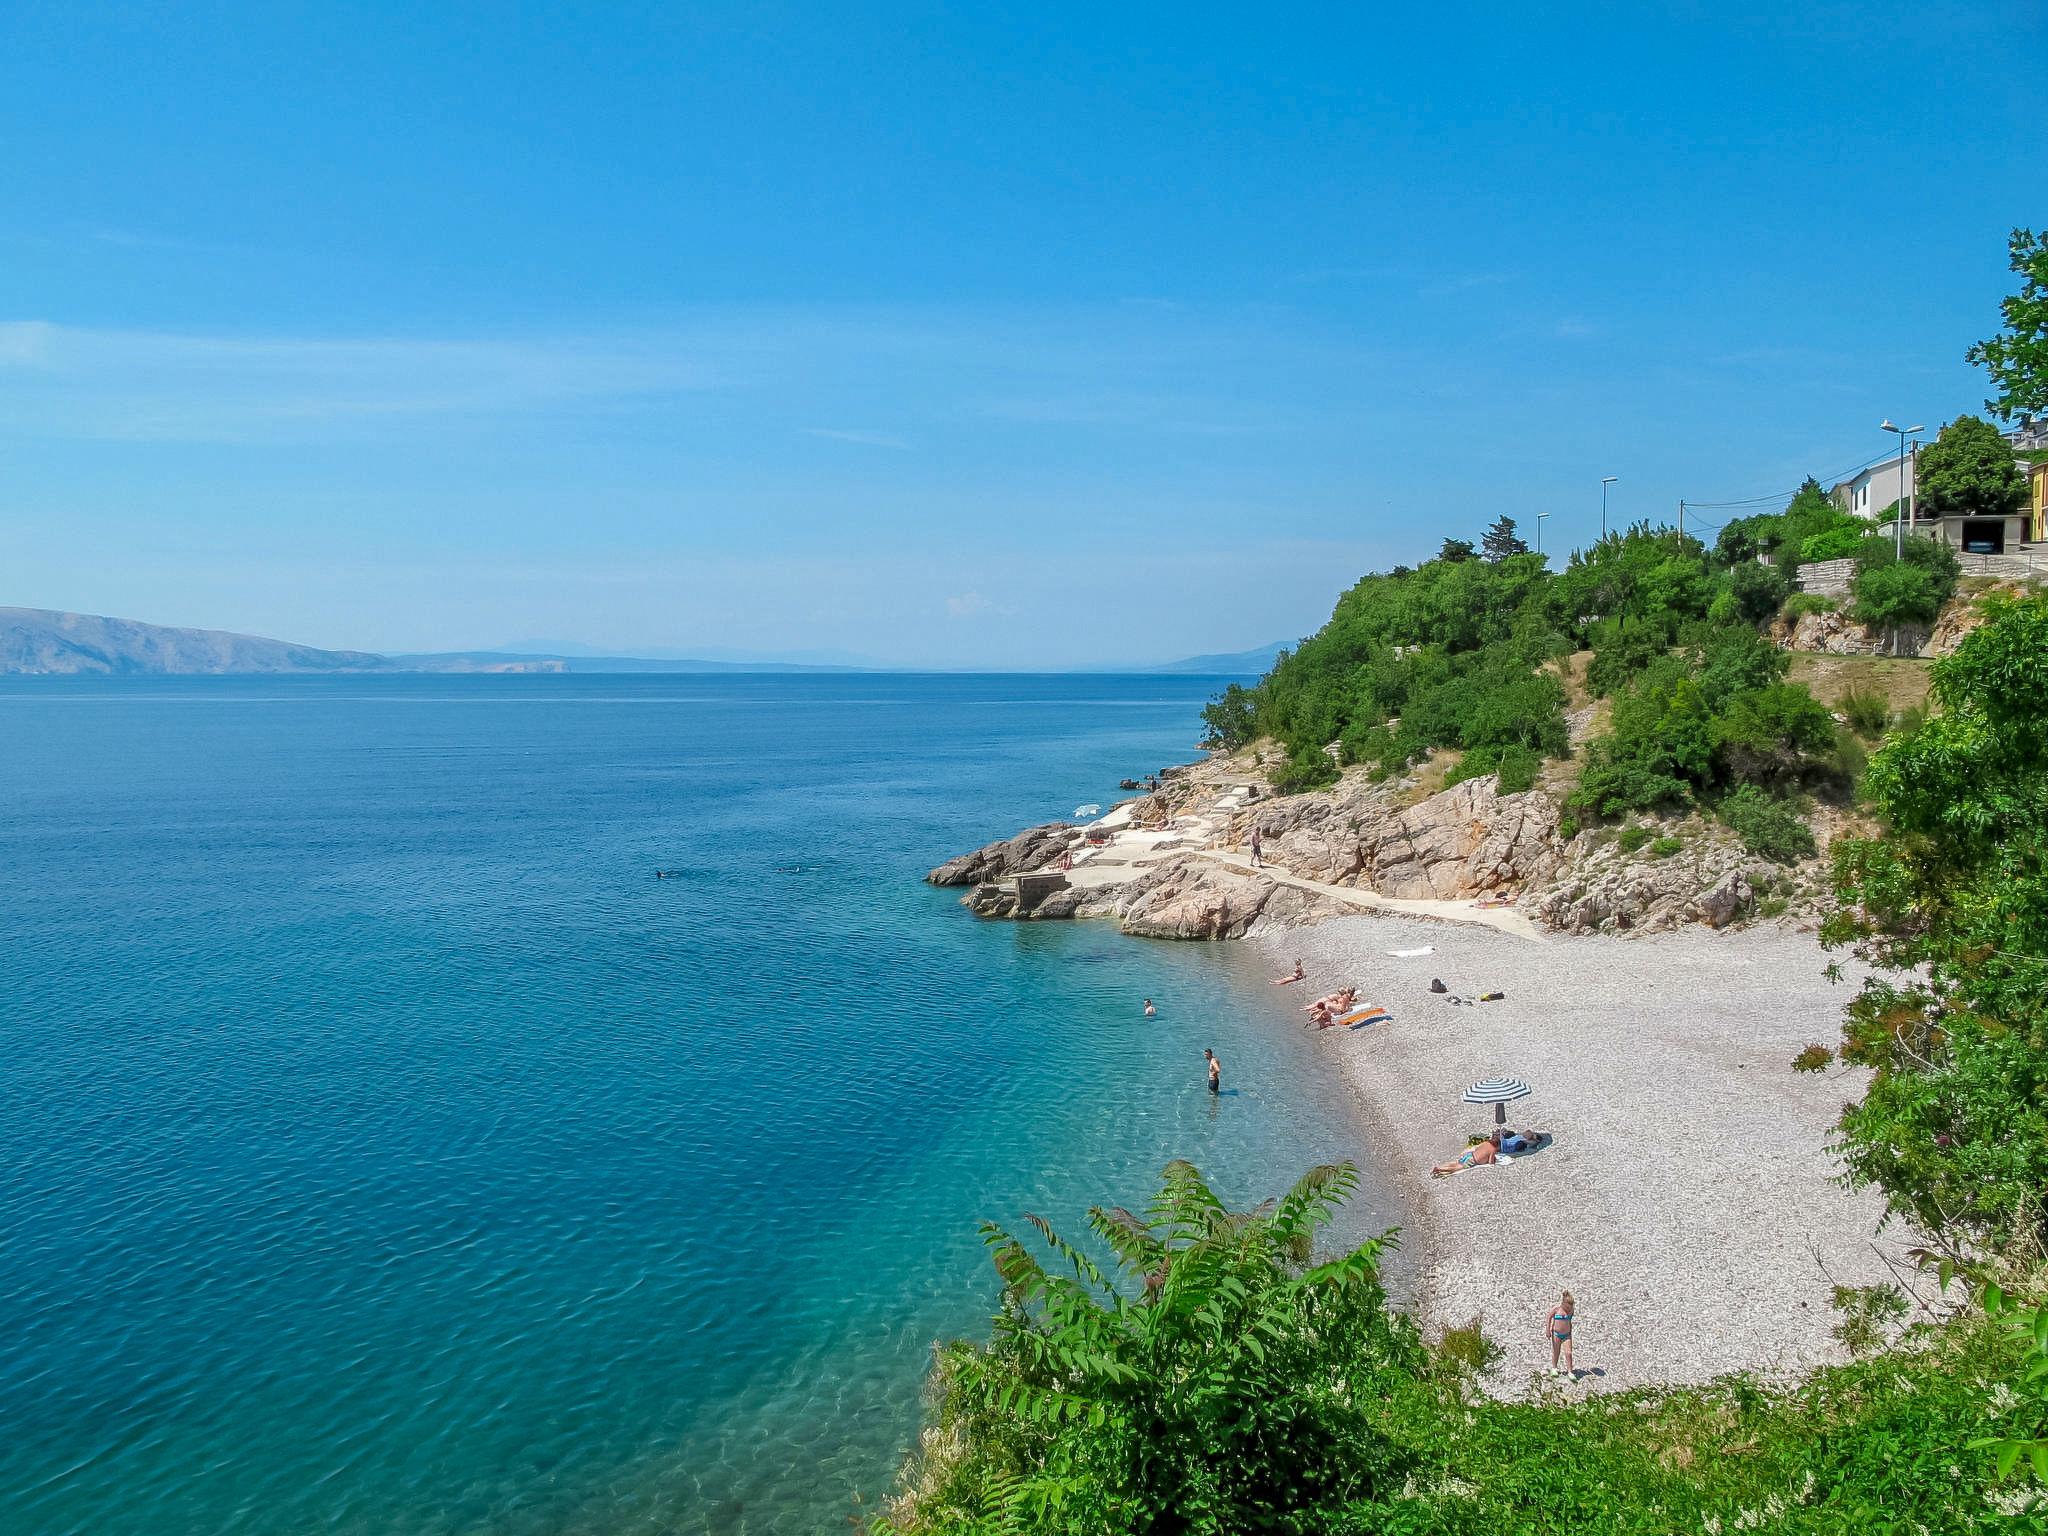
[1547,1290,1576,1375]
[1431,1130,1500,1177]
[1273,960,1305,986]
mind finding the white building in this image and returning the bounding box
[1830,452,1914,520]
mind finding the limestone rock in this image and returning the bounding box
[926,822,1074,886]
[1109,855,1342,940]
[1772,608,1929,658]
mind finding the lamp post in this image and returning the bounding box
[1601,476,1618,540]
[1880,420,1925,557]
[1536,512,1550,555]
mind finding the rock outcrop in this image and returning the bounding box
[1772,608,1930,658]
[926,822,1074,886]
[1530,834,1771,934]
[1240,776,1562,901]
[1112,855,1342,939]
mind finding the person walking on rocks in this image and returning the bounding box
[1249,824,1263,869]
[1546,1290,1576,1376]
[1204,1048,1221,1094]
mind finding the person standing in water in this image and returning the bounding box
[1546,1290,1576,1376]
[1143,998,1156,1017]
[1204,1048,1221,1093]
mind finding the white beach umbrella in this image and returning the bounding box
[1462,1075,1532,1126]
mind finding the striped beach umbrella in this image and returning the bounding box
[1462,1075,1532,1126]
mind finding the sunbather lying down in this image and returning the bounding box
[1431,1128,1549,1175]
[1302,987,1355,1014]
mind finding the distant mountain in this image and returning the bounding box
[1143,642,1286,676]
[0,608,878,676]
[0,607,390,675]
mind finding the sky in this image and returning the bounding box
[1,2,2040,667]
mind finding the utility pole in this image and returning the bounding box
[1678,499,1685,542]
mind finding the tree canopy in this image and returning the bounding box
[1966,227,2048,422]
[1915,413,2025,520]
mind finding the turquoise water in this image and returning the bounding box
[0,675,1395,1535]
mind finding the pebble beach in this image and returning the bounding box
[1250,913,1914,1394]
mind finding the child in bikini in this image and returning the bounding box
[1547,1290,1576,1376]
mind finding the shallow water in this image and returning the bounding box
[0,674,1395,1535]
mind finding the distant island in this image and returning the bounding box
[0,607,1282,676]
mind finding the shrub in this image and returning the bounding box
[1616,824,1652,852]
[1651,835,1684,858]
[1272,741,1340,794]
[1438,1316,1503,1376]
[1792,1043,1834,1072]
[1851,559,1945,628]
[1585,627,1668,698]
[1726,560,1791,625]
[1782,592,1837,620]
[1201,683,1259,749]
[1759,895,1790,917]
[1443,742,1541,795]
[1712,682,1837,784]
[1840,688,1891,737]
[881,1162,1424,1533]
[1799,523,1867,563]
[1716,784,1816,863]
[1555,814,1580,841]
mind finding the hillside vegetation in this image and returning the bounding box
[1198,491,1947,860]
[878,596,2048,1534]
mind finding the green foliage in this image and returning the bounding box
[1966,228,2048,420]
[1792,1042,1833,1072]
[1839,689,1891,738]
[1272,741,1340,795]
[1615,824,1651,853]
[1726,559,1791,625]
[1650,835,1683,859]
[1849,533,1960,630]
[1798,524,1866,563]
[884,1168,2036,1535]
[1436,1317,1503,1376]
[1829,1283,1909,1359]
[1554,813,1579,842]
[1782,592,1837,620]
[1821,595,2048,1252]
[1717,785,1816,863]
[1850,559,1943,628]
[1585,625,1667,698]
[1712,683,1837,785]
[1976,1281,2048,1484]
[878,1162,1423,1533]
[1442,742,1541,795]
[1201,683,1259,749]
[1480,516,1528,563]
[1916,413,2027,520]
[1438,537,1477,563]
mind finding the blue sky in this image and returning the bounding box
[2,2,2038,666]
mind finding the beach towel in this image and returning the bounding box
[1387,946,1433,958]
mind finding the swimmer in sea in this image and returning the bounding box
[1143,998,1156,1017]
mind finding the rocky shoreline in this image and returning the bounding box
[929,746,1824,941]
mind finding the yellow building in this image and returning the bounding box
[2032,458,2048,544]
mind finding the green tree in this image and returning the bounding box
[1480,515,1529,563]
[1915,414,2025,521]
[1966,227,2048,421]
[1820,595,2048,1252]
[1200,683,1258,749]
[880,1162,1420,1533]
[1437,537,1477,563]
[1726,559,1791,625]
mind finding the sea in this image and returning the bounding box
[0,673,1398,1536]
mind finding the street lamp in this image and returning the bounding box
[1880,420,1925,556]
[1600,477,1618,539]
[1536,511,1551,555]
